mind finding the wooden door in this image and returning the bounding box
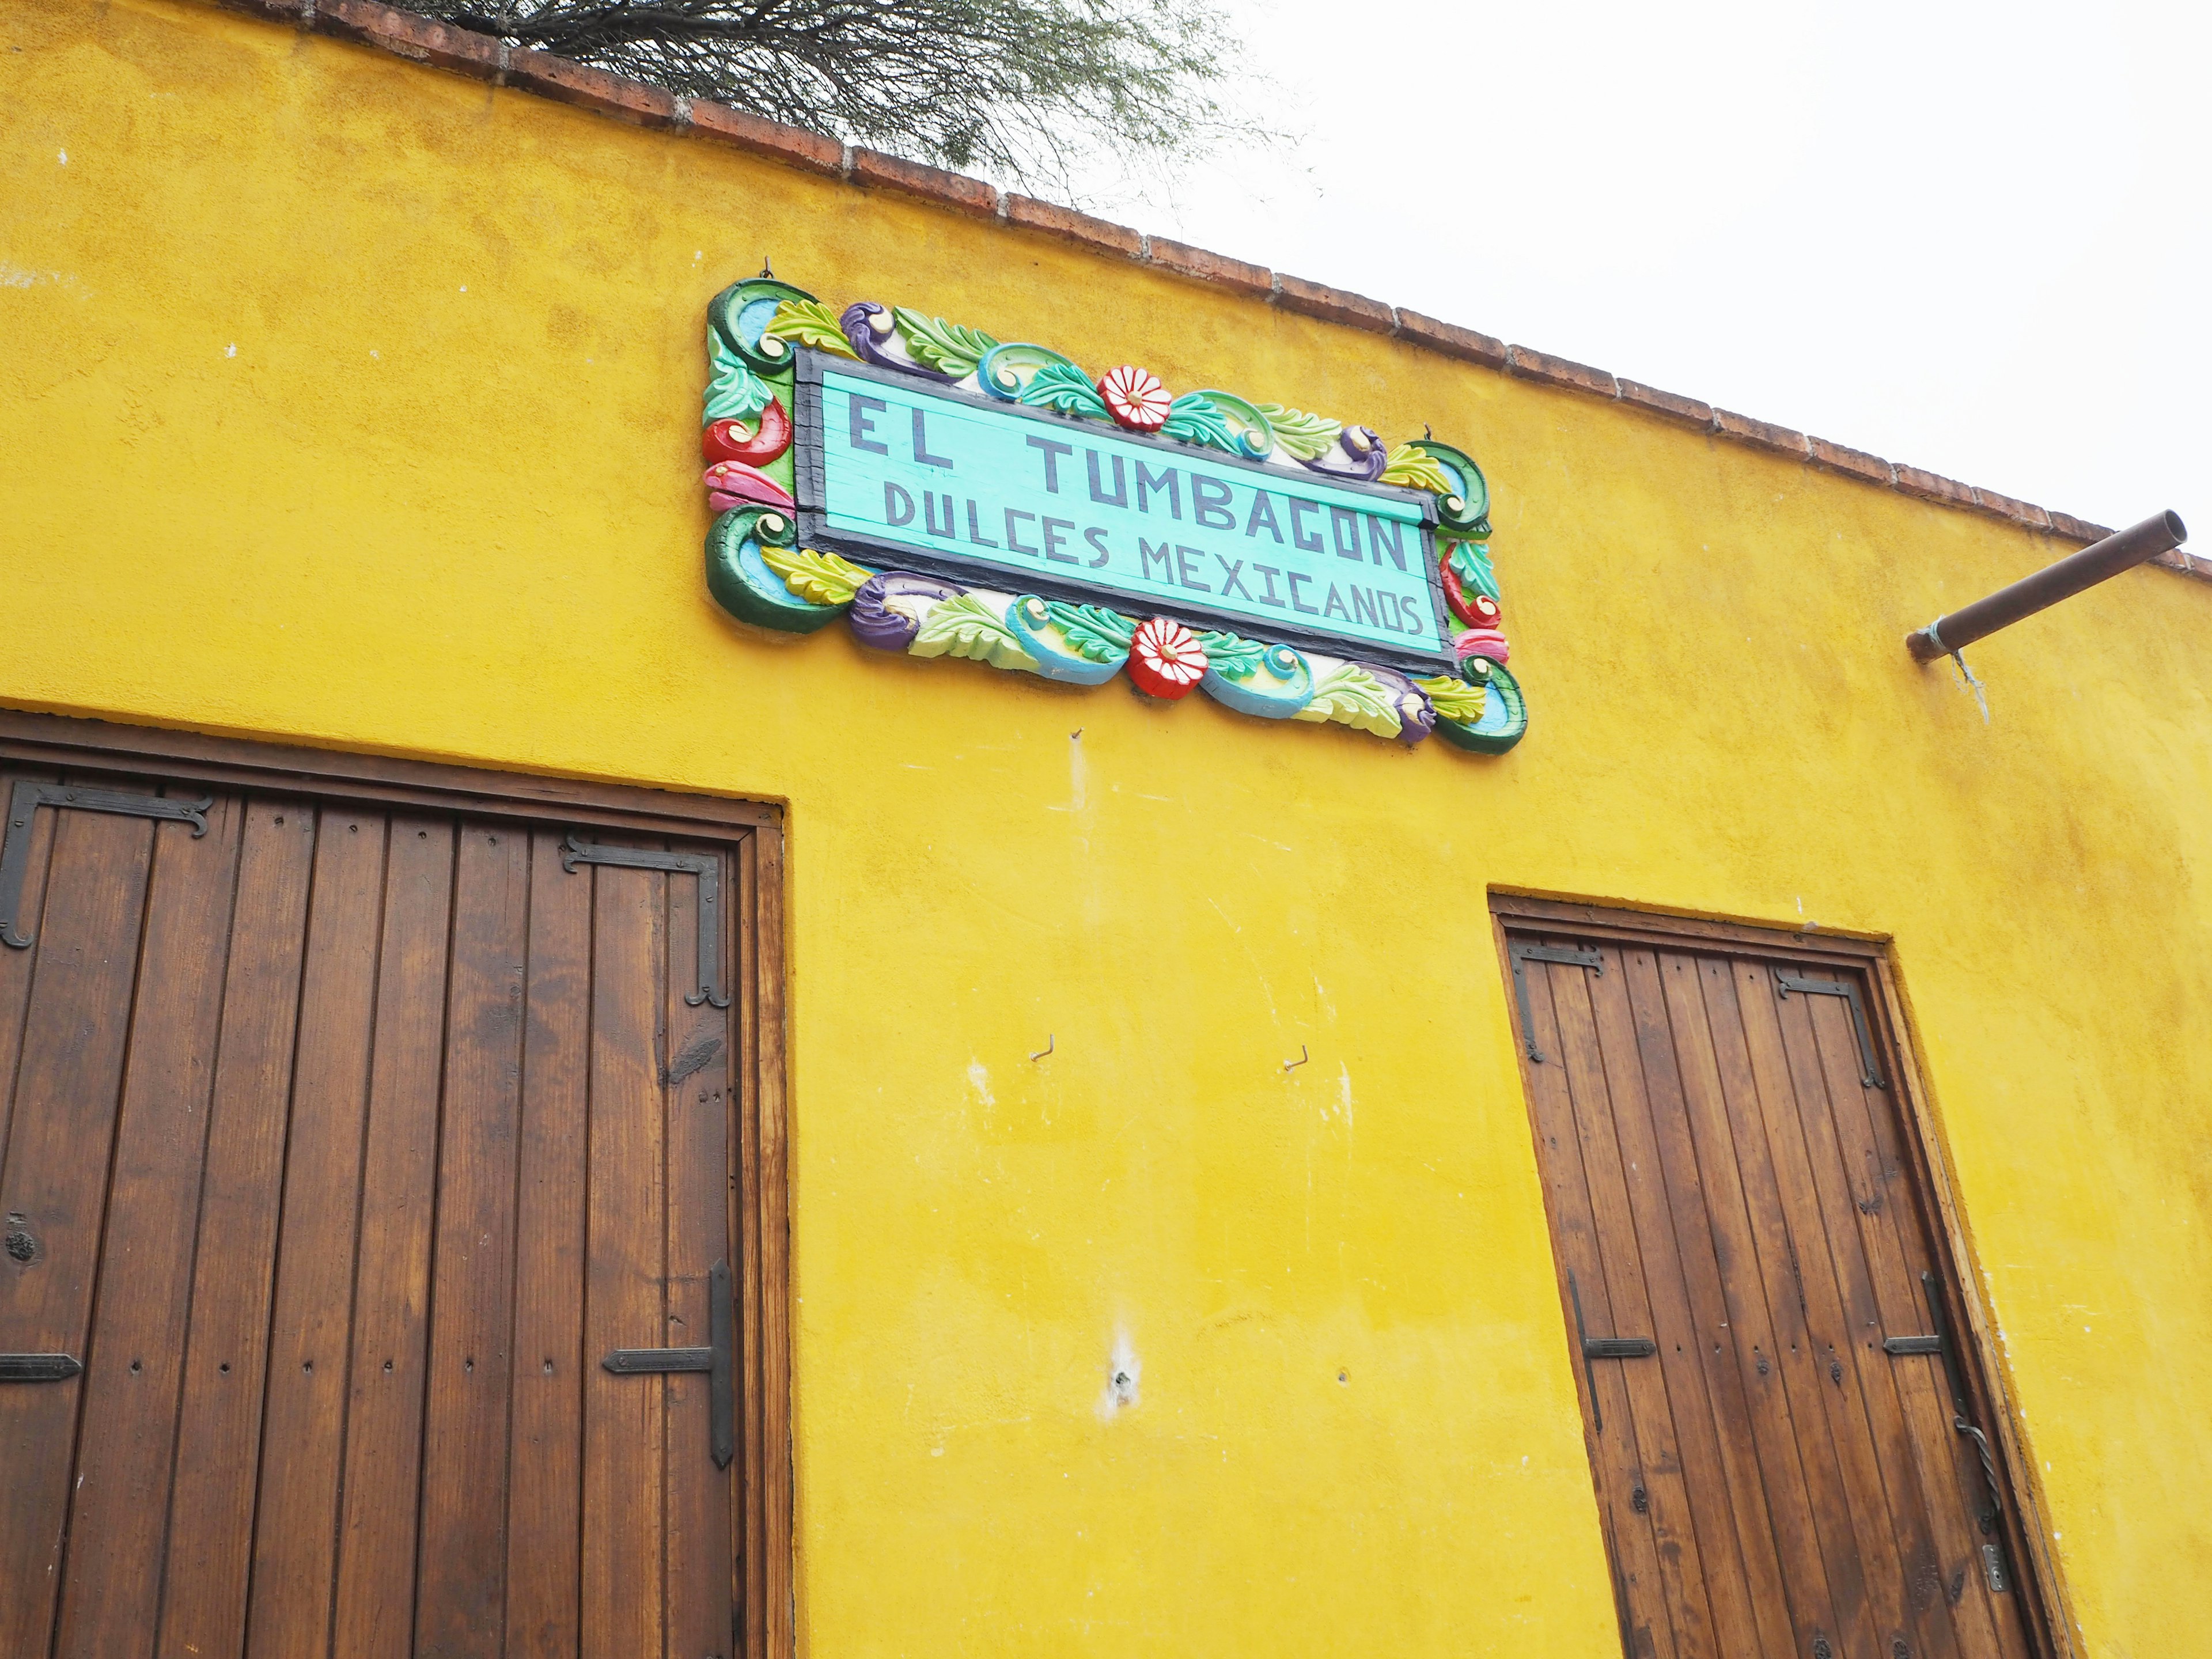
[0,764,746,1658]
[1502,914,2045,1659]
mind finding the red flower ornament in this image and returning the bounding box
[1098,365,1173,432]
[1127,617,1209,699]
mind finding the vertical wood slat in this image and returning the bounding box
[157,801,319,1659]
[1777,978,1976,1659]
[0,802,157,1659]
[734,835,766,1659]
[1516,952,1683,1659]
[581,863,669,1659]
[665,846,737,1658]
[1669,955,1850,1652]
[414,824,533,1657]
[330,816,459,1659]
[1612,949,1799,1659]
[247,808,393,1659]
[753,825,794,1659]
[1794,984,2014,1658]
[505,828,593,1659]
[53,796,247,1659]
[0,767,62,1179]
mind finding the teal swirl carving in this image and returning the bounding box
[708,277,822,374]
[704,507,843,635]
[978,342,1083,401]
[1009,597,1130,685]
[1199,639,1313,718]
[1433,660,1526,752]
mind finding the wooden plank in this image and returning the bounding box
[155,800,318,1659]
[1793,983,2011,1658]
[663,845,737,1658]
[581,861,669,1659]
[1698,955,1885,1658]
[1737,957,1925,1659]
[1615,947,1799,1659]
[735,834,766,1659]
[52,793,247,1659]
[1546,946,1717,1658]
[1491,895,1888,962]
[328,814,458,1659]
[0,801,156,1659]
[0,764,63,1188]
[1513,942,1680,1659]
[245,806,391,1659]
[504,827,593,1659]
[753,823,794,1659]
[413,821,533,1655]
[1582,946,1766,1659]
[0,710,780,834]
[1669,953,1849,1652]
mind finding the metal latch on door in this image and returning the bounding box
[0,1353,82,1382]
[1883,1268,2012,1593]
[599,1259,736,1469]
[1507,941,1604,1063]
[1567,1270,1657,1433]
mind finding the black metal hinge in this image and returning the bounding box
[1774,972,1887,1089]
[1508,940,1604,1063]
[1,780,214,949]
[1567,1270,1657,1434]
[560,833,730,1009]
[600,1259,735,1468]
[0,1353,83,1382]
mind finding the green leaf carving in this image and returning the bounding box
[1043,601,1135,663]
[704,330,774,426]
[1256,402,1341,461]
[1196,630,1266,681]
[892,308,1001,378]
[1415,674,1488,725]
[764,298,858,358]
[910,592,1039,669]
[1018,361,1109,418]
[1294,662,1402,737]
[1446,539,1500,603]
[1160,392,1238,453]
[1379,442,1456,495]
[760,544,871,607]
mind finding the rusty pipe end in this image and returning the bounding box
[2160,507,2188,546]
[1906,626,1946,664]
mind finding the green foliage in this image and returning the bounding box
[1256,402,1340,461]
[1160,392,1236,453]
[1019,362,1109,418]
[910,592,1039,668]
[1044,601,1135,662]
[1196,630,1266,680]
[764,298,858,358]
[762,544,872,607]
[893,308,1001,379]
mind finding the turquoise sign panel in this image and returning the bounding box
[794,357,1452,668]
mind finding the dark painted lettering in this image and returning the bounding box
[1330,506,1362,560]
[924,491,956,537]
[966,499,998,547]
[1244,491,1283,541]
[850,393,890,454]
[1252,564,1285,606]
[1323,584,1351,621]
[912,408,954,469]
[1086,450,1128,508]
[1084,527,1112,567]
[1175,546,1211,592]
[1368,516,1407,570]
[1191,477,1236,529]
[1287,570,1318,614]
[1027,434,1073,492]
[1005,509,1040,555]
[1139,538,1176,582]
[1135,462,1180,518]
[883,480,915,525]
[1286,499,1323,552]
[1351,586,1379,627]
[1215,556,1252,600]
[1042,517,1078,563]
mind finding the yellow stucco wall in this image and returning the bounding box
[5,3,2210,1653]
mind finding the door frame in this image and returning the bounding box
[0,707,796,1659]
[1488,892,2073,1659]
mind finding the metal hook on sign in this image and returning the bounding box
[1031,1033,1055,1062]
[1283,1044,1309,1073]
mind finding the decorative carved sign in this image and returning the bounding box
[698,276,1527,753]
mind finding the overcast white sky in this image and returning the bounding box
[1070,0,2207,543]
